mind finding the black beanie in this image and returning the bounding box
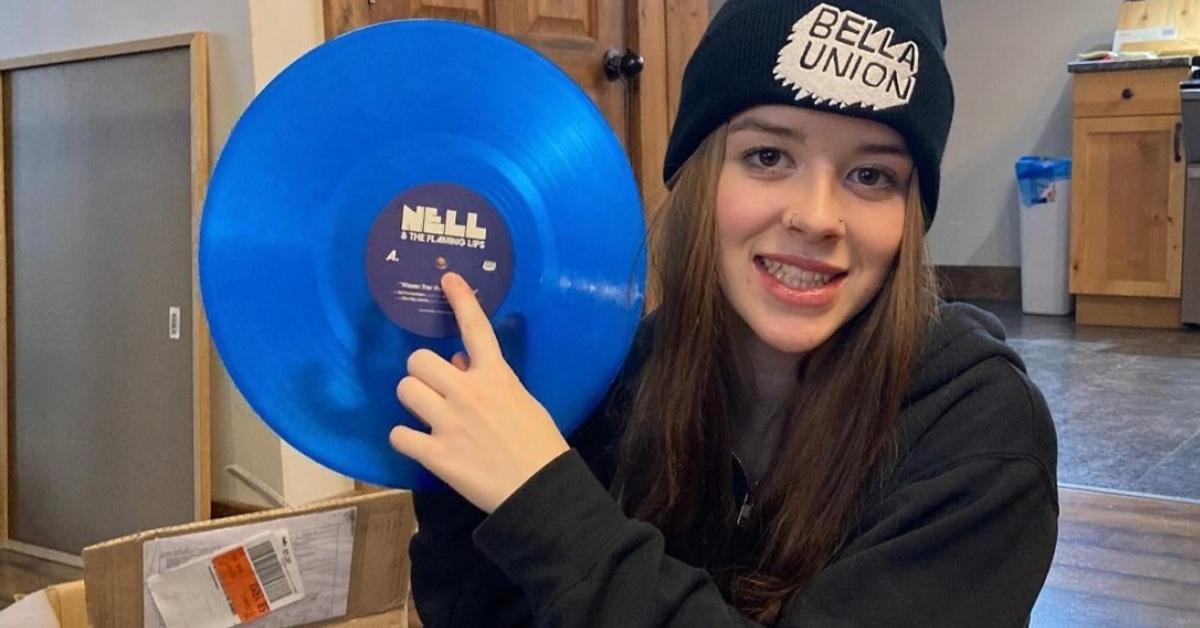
[663,0,955,228]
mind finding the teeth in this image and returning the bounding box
[761,258,835,290]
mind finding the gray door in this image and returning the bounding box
[8,47,196,554]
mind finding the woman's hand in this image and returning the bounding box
[389,272,569,513]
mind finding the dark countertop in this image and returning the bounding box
[1068,55,1192,73]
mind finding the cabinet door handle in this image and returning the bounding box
[1122,88,1134,99]
[1175,122,1183,163]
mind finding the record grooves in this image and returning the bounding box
[199,20,646,488]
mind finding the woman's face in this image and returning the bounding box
[716,105,912,361]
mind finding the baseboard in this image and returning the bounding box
[1075,295,1182,328]
[935,265,1021,301]
[210,499,269,519]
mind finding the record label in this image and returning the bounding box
[364,182,514,338]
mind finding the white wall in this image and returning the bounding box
[0,0,303,508]
[0,0,255,172]
[932,1,1122,266]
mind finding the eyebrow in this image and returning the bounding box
[728,116,802,140]
[727,115,910,159]
[854,143,911,159]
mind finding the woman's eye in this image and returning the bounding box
[852,167,894,188]
[741,147,789,171]
[755,148,782,168]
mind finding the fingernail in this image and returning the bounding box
[444,272,462,288]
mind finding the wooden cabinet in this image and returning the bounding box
[322,0,708,217]
[1070,67,1188,327]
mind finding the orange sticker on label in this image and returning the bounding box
[211,546,270,622]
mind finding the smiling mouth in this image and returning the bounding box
[755,256,846,291]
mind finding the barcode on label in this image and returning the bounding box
[247,539,293,605]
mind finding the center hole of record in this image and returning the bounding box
[364,182,515,338]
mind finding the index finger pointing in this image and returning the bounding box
[441,272,502,365]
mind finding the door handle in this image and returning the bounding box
[1176,122,1184,163]
[604,49,644,81]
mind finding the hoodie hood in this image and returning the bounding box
[907,301,1024,402]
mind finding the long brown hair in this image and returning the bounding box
[615,123,940,623]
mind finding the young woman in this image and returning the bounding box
[389,0,1059,625]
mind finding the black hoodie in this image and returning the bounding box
[409,302,1059,627]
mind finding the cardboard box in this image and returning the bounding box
[45,580,88,628]
[76,489,415,627]
[29,579,409,628]
[1116,0,1200,55]
[1,580,87,628]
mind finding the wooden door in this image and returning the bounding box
[324,0,628,143]
[1070,114,1185,298]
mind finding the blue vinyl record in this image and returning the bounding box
[199,20,645,489]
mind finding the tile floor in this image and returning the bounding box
[968,300,1200,502]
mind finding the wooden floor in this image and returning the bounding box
[1031,487,1200,627]
[2,487,1198,625]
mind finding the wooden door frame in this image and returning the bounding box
[0,33,211,566]
[631,0,708,218]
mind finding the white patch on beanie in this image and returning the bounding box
[774,3,920,110]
